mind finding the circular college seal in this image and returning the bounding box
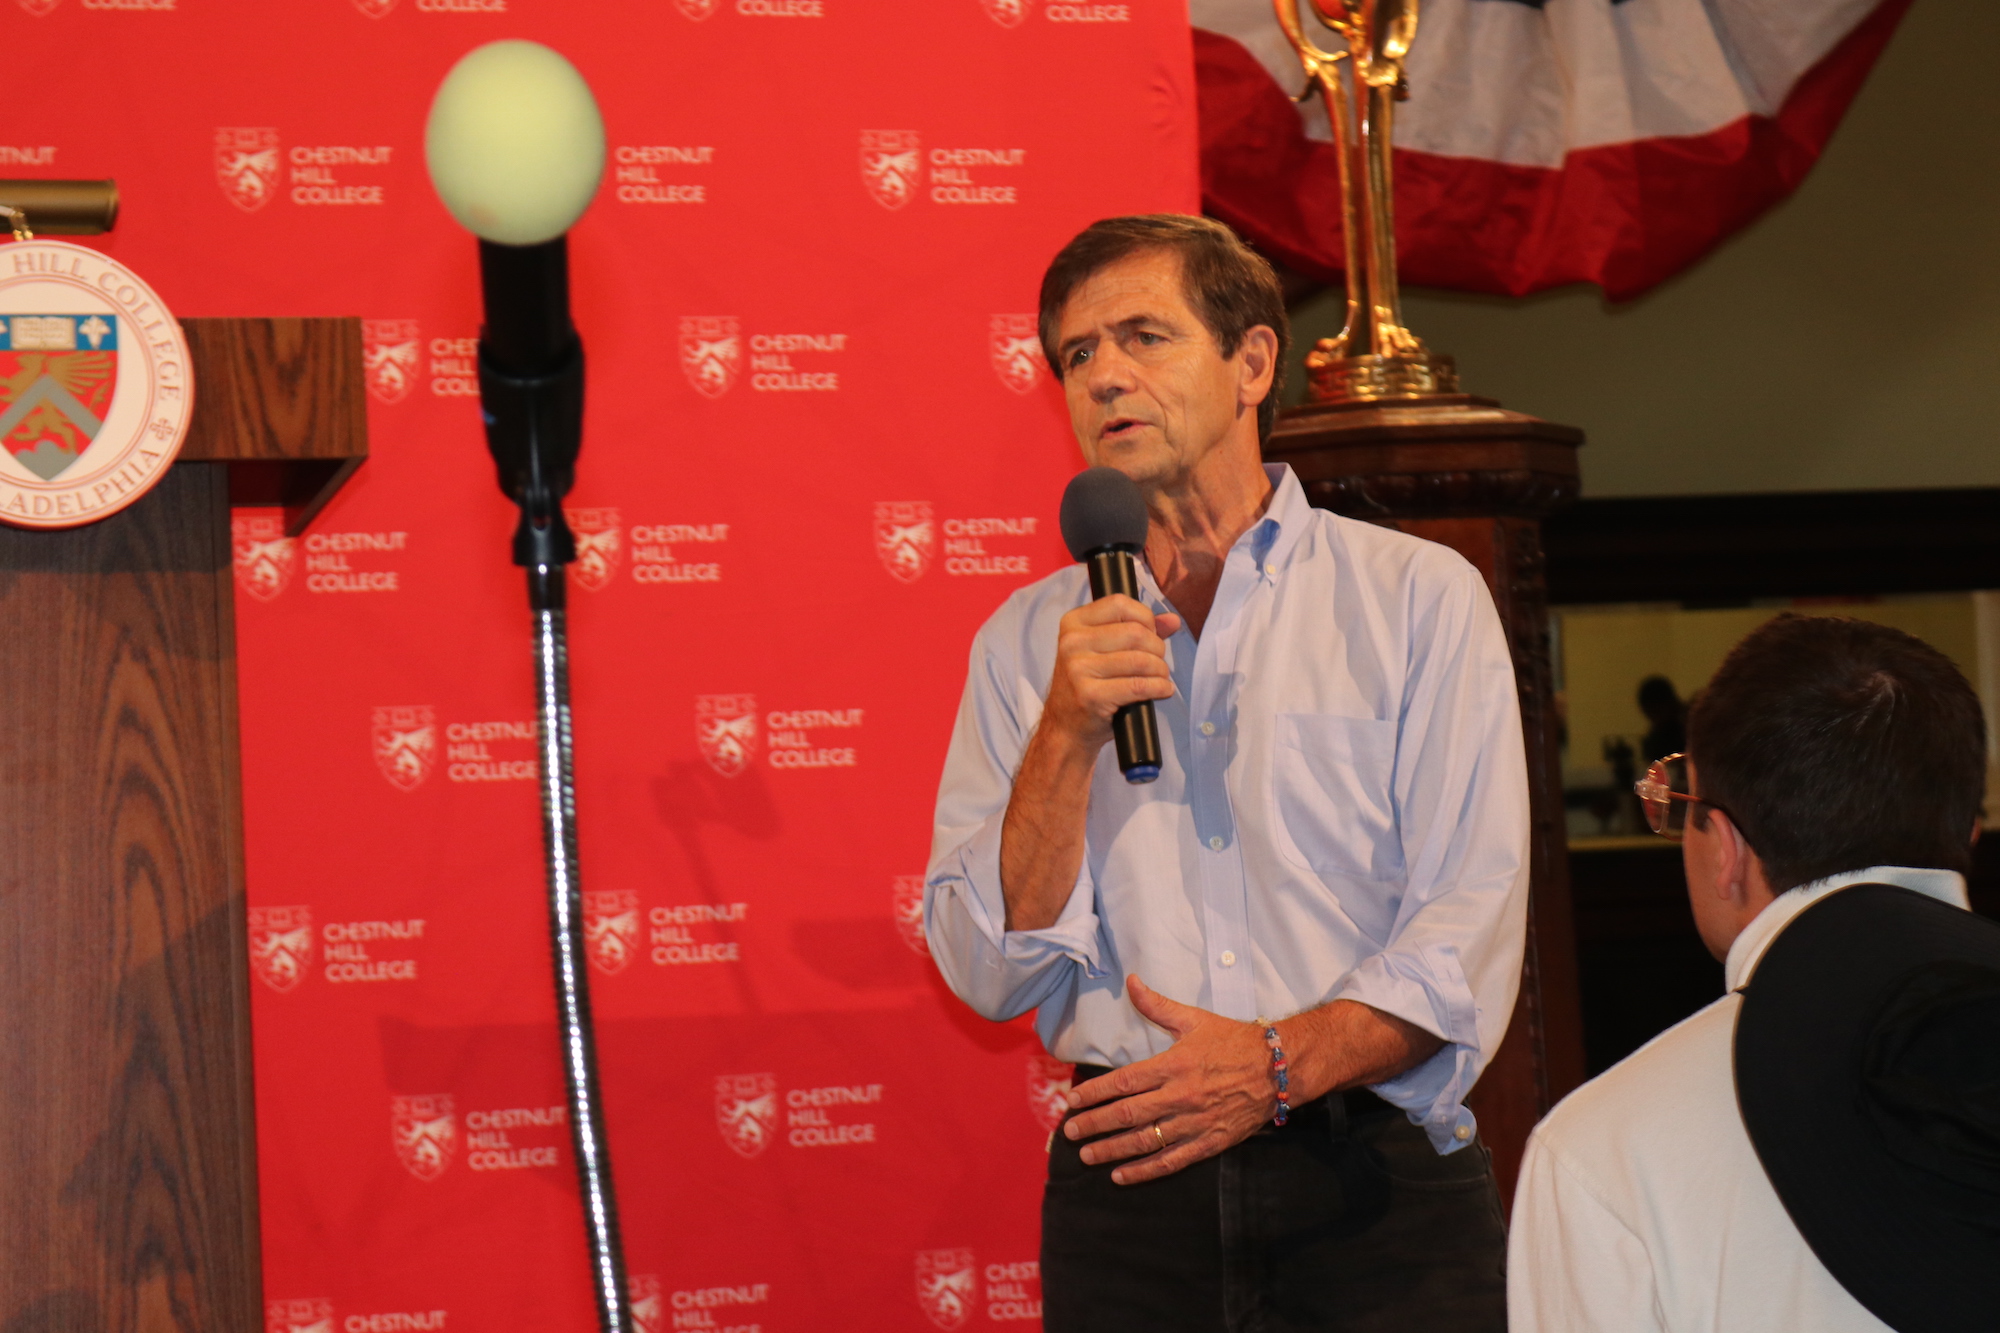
[0,238,193,529]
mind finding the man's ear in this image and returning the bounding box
[1236,325,1277,410]
[1706,807,1750,905]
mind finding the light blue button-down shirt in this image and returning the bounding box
[925,464,1529,1152]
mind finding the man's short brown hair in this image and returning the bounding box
[1038,214,1290,442]
[1688,614,1987,891]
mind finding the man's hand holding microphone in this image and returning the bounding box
[1000,468,1176,934]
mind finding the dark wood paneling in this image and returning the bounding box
[1545,488,2000,605]
[180,317,367,533]
[0,463,261,1332]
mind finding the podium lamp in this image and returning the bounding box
[0,181,368,1329]
[425,41,634,1333]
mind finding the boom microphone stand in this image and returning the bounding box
[425,42,631,1333]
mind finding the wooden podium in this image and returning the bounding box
[0,318,366,1331]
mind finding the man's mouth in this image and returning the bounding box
[1102,417,1146,439]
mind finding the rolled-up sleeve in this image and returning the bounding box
[925,633,1107,1021]
[1332,556,1531,1152]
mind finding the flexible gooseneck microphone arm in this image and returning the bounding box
[475,232,633,1333]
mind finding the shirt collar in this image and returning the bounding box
[1724,864,1970,991]
[1243,463,1311,574]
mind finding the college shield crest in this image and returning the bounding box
[915,1250,977,1331]
[567,507,624,592]
[628,1277,663,1333]
[17,0,60,16]
[233,513,296,601]
[266,1299,335,1333]
[1026,1052,1076,1132]
[215,128,281,213]
[0,313,117,482]
[584,890,641,976]
[989,314,1043,394]
[679,317,741,398]
[892,875,928,956]
[362,319,420,404]
[980,0,1026,27]
[860,131,922,210]
[696,694,758,778]
[874,501,935,583]
[0,242,194,530]
[247,906,315,994]
[673,0,718,17]
[714,1073,778,1159]
[372,705,438,792]
[353,0,398,15]
[391,1094,458,1181]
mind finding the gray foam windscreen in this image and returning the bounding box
[1059,466,1148,559]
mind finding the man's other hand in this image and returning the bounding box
[1042,596,1181,752]
[1060,976,1273,1185]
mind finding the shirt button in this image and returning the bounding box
[1265,563,1278,577]
[1220,951,1237,967]
[1199,721,1216,737]
[1207,835,1224,851]
[1454,1124,1473,1142]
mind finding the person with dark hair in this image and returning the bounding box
[1509,614,2000,1332]
[1636,673,1685,763]
[926,213,1530,1331]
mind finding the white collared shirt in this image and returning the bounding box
[923,464,1530,1151]
[1508,865,1969,1332]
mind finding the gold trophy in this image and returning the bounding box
[1273,0,1457,402]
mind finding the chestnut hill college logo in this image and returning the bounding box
[892,875,928,955]
[392,1094,458,1181]
[990,314,1043,394]
[981,0,1026,27]
[248,906,314,994]
[860,131,921,210]
[567,506,624,591]
[916,1249,978,1330]
[680,317,741,398]
[696,695,758,777]
[875,501,935,583]
[0,242,195,530]
[266,1298,335,1333]
[362,319,420,404]
[715,1073,779,1158]
[584,890,641,976]
[215,128,281,213]
[373,706,438,791]
[233,513,297,601]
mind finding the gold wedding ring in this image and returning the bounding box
[1151,1123,1167,1150]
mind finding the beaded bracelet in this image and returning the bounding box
[1259,1021,1291,1127]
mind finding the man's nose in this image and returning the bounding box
[1085,341,1138,401]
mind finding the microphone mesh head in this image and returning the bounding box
[1060,467,1149,559]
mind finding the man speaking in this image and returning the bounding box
[924,215,1528,1333]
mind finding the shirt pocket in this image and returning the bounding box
[1270,713,1402,883]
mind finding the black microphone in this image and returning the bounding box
[476,236,585,597]
[1060,467,1164,785]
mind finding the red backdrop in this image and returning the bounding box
[5,2,1197,1329]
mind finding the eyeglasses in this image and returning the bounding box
[1632,753,1719,841]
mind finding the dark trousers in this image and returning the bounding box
[1041,1067,1507,1333]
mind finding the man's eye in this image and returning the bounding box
[1067,347,1091,368]
[1134,331,1163,345]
